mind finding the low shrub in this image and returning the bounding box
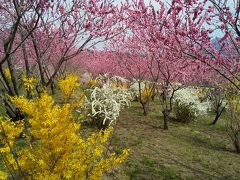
[173,87,211,123]
[0,74,129,179]
[175,102,197,123]
[87,82,133,129]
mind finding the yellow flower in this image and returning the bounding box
[0,170,7,180]
[4,68,11,80]
[88,79,99,87]
[113,149,130,165]
[59,74,80,102]
[22,74,37,92]
[141,86,153,101]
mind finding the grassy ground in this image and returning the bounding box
[106,100,240,180]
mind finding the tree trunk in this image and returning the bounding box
[31,34,46,86]
[234,137,240,153]
[20,30,32,98]
[141,101,149,116]
[6,57,19,96]
[143,104,148,116]
[50,81,56,95]
[163,110,169,130]
[151,93,156,101]
[211,107,225,125]
[211,113,221,125]
[0,67,15,96]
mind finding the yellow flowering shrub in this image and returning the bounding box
[0,171,7,180]
[0,118,24,179]
[88,79,99,87]
[22,75,37,92]
[141,86,153,102]
[4,68,11,80]
[0,76,129,179]
[59,74,80,102]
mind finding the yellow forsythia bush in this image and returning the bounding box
[0,74,129,179]
[141,86,153,101]
[59,74,80,102]
[22,75,37,92]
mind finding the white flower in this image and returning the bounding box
[173,87,211,116]
[88,82,133,125]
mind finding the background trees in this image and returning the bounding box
[0,0,129,119]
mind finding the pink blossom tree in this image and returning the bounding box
[109,35,153,115]
[0,0,129,119]
[105,0,207,129]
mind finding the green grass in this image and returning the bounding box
[106,100,240,180]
